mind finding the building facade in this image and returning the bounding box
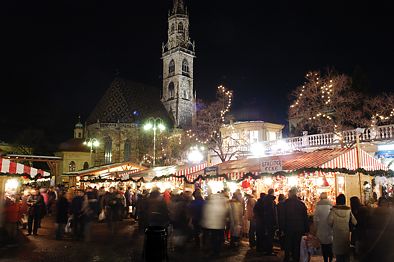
[161,0,196,128]
[208,121,285,164]
[81,0,196,167]
[55,121,91,185]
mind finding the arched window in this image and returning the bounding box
[182,59,189,74]
[104,136,112,164]
[69,161,76,172]
[171,24,175,33]
[124,139,131,161]
[182,81,189,99]
[168,59,175,75]
[168,82,175,98]
[83,162,89,170]
[178,22,184,32]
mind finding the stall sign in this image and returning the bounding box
[261,160,283,173]
[204,166,218,175]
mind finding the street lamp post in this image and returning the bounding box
[143,118,166,166]
[83,138,100,166]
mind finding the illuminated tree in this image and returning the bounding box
[187,85,246,162]
[289,70,394,136]
[365,93,394,126]
[289,70,363,134]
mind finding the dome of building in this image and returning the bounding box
[58,138,90,152]
[75,122,83,129]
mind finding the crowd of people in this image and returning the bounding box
[2,185,132,243]
[2,184,394,261]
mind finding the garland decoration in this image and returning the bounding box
[0,172,51,181]
[79,167,394,184]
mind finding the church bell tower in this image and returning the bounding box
[161,0,196,128]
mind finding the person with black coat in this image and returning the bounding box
[283,187,309,262]
[70,190,85,240]
[253,192,266,252]
[261,188,277,255]
[26,188,45,236]
[55,191,69,240]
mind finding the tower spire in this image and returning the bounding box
[172,0,185,15]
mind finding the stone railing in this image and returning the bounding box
[236,124,394,153]
[283,124,394,150]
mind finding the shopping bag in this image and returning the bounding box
[98,210,106,221]
[20,214,28,224]
[65,218,72,233]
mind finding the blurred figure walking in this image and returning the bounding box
[328,194,357,262]
[55,191,69,240]
[202,193,229,258]
[283,188,309,262]
[314,192,333,262]
[246,190,257,248]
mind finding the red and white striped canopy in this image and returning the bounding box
[186,148,388,181]
[0,157,50,179]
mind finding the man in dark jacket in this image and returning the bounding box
[27,188,45,236]
[55,191,69,240]
[147,189,169,227]
[283,187,309,262]
[253,192,266,252]
[188,190,205,247]
[261,188,277,255]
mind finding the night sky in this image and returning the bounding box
[2,0,394,147]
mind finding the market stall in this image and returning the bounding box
[82,163,208,192]
[173,148,389,212]
[67,161,146,189]
[0,157,51,226]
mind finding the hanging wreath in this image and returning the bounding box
[79,167,394,184]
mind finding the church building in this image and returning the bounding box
[82,0,195,167]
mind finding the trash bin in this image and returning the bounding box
[143,226,168,262]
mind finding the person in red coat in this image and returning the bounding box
[4,196,21,242]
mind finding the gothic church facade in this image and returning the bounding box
[81,0,195,167]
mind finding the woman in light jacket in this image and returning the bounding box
[328,194,357,262]
[314,192,333,262]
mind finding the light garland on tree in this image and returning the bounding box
[218,85,233,122]
[186,85,233,145]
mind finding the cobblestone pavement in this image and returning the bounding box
[0,217,324,262]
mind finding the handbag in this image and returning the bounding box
[99,210,106,221]
[65,217,72,233]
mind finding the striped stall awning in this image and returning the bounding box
[186,148,388,181]
[320,148,388,171]
[0,157,50,179]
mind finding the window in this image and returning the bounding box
[124,139,131,161]
[104,136,112,164]
[171,24,175,33]
[83,162,89,170]
[249,130,259,144]
[178,22,184,32]
[169,59,175,75]
[267,131,277,141]
[69,161,76,172]
[182,81,189,99]
[182,59,189,74]
[168,82,175,98]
